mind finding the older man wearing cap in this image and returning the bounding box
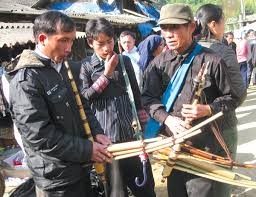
[142,3,241,197]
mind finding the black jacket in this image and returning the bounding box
[199,39,246,129]
[9,50,103,190]
[142,42,242,152]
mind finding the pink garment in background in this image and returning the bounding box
[236,39,249,63]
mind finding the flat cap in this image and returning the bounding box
[158,3,193,25]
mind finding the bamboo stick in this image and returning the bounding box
[107,137,163,152]
[177,153,251,181]
[175,112,223,139]
[174,161,256,188]
[112,129,202,160]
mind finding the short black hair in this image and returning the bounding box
[225,31,234,38]
[85,18,114,43]
[119,31,136,40]
[33,11,75,43]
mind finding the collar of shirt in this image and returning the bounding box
[123,46,140,62]
[172,41,197,62]
[34,46,62,73]
[95,53,105,66]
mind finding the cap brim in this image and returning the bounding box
[157,18,189,25]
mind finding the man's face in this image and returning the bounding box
[120,35,135,52]
[248,31,256,40]
[160,22,195,53]
[89,33,114,60]
[40,28,76,63]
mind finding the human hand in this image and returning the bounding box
[103,52,119,78]
[95,134,112,146]
[181,104,212,122]
[91,142,112,163]
[164,115,191,137]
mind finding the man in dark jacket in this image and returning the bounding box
[9,11,112,197]
[142,3,242,197]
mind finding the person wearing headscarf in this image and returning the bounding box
[137,34,164,72]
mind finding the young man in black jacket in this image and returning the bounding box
[9,11,112,197]
[79,18,156,197]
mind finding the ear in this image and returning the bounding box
[38,33,47,45]
[189,21,196,32]
[207,21,216,32]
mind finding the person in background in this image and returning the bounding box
[246,29,256,86]
[236,31,250,88]
[194,4,247,196]
[137,34,164,72]
[119,31,143,91]
[9,11,112,197]
[142,3,242,197]
[80,17,156,197]
[224,31,237,53]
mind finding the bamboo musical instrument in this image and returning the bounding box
[64,60,108,196]
[108,111,222,155]
[153,146,256,188]
[107,112,223,160]
[181,144,256,169]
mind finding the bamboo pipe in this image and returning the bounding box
[176,112,223,139]
[157,147,231,168]
[112,130,201,160]
[64,61,107,194]
[174,161,256,188]
[111,112,222,160]
[177,153,251,181]
[181,143,256,169]
[154,149,251,181]
[107,137,163,152]
[161,144,181,182]
[109,112,222,156]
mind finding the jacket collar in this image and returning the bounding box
[170,40,197,61]
[90,53,102,68]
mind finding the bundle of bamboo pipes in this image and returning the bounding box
[107,112,223,160]
[153,146,256,189]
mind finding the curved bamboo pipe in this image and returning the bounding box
[64,60,108,196]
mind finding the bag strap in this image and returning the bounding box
[144,44,203,138]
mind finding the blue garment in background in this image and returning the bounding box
[137,35,162,72]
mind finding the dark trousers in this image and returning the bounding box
[35,175,92,197]
[239,61,248,88]
[106,156,156,197]
[167,170,216,197]
[247,63,254,87]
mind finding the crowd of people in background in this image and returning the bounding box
[0,1,253,197]
[223,29,256,88]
